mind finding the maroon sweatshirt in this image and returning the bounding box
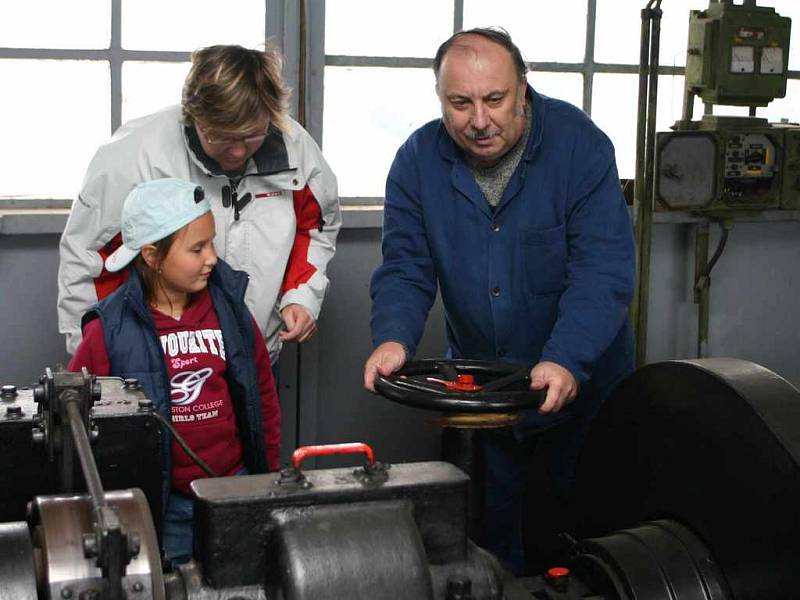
[70,288,280,493]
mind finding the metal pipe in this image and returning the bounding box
[630,4,654,341]
[65,395,106,509]
[635,1,662,368]
[681,84,695,123]
[694,222,711,358]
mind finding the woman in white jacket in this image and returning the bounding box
[58,44,341,364]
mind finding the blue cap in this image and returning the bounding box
[105,178,211,272]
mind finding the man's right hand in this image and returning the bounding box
[363,341,407,392]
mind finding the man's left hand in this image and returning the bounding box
[530,361,578,415]
[279,304,317,343]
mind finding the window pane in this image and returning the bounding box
[0,60,110,199]
[122,0,265,51]
[122,61,192,124]
[326,0,453,58]
[463,0,586,63]
[761,80,800,124]
[323,67,440,198]
[657,73,703,128]
[592,74,638,179]
[595,0,708,66]
[592,73,703,179]
[0,0,110,49]
[528,72,584,112]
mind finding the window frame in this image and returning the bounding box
[3,0,800,209]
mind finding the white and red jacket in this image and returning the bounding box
[58,105,341,361]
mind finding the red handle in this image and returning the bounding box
[291,442,375,469]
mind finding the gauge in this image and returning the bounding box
[730,46,755,73]
[760,46,784,74]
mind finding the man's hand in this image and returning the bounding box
[279,304,317,343]
[363,341,407,393]
[530,361,578,415]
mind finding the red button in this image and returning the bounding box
[547,566,570,578]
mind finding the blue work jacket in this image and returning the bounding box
[370,87,635,408]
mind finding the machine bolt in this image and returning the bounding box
[60,588,73,599]
[1,385,17,398]
[92,382,102,403]
[5,405,22,418]
[33,384,46,403]
[123,378,141,390]
[132,582,144,593]
[446,576,473,600]
[32,430,45,444]
[128,533,141,557]
[82,534,98,558]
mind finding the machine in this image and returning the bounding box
[0,358,799,598]
[654,0,796,214]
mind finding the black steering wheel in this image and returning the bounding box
[374,359,542,413]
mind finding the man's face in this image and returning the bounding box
[437,35,527,168]
[195,117,269,173]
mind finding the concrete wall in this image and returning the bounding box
[0,234,70,382]
[645,220,800,384]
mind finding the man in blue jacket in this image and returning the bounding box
[364,27,636,574]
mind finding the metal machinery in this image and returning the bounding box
[632,0,797,363]
[1,358,795,598]
[656,0,794,213]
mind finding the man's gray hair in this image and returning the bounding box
[433,27,527,81]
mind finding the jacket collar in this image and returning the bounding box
[436,84,545,165]
[119,267,152,324]
[209,258,249,307]
[184,124,293,177]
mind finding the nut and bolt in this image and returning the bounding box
[123,378,141,390]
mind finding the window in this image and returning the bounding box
[321,0,800,193]
[0,0,264,201]
[3,1,800,201]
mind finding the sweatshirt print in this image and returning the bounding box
[70,287,281,494]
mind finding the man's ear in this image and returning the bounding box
[140,244,160,270]
[516,80,527,115]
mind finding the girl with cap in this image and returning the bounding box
[69,177,280,566]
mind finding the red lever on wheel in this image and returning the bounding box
[291,442,375,469]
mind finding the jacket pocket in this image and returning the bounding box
[521,224,567,297]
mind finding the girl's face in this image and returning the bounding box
[157,212,218,300]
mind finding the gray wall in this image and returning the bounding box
[646,221,800,384]
[1,219,799,465]
[0,234,70,381]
